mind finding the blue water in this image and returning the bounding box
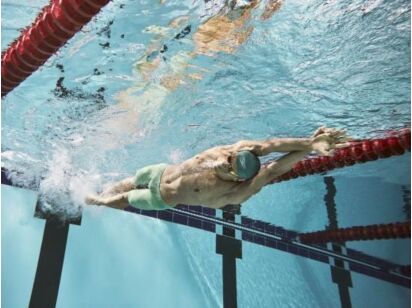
[2,0,411,307]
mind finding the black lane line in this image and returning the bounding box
[179,206,408,273]
[165,207,411,288]
[324,176,353,308]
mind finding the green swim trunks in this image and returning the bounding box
[127,163,172,211]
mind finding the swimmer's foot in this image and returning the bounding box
[85,195,105,206]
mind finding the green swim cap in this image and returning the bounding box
[235,151,261,180]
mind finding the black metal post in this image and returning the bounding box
[1,169,78,308]
[216,204,242,308]
[29,201,81,308]
[29,218,70,308]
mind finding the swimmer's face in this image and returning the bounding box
[227,153,245,182]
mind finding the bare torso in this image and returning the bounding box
[160,147,245,208]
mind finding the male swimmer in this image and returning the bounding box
[86,127,351,210]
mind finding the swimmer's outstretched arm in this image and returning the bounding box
[229,132,349,202]
[232,138,312,155]
[230,127,351,156]
[85,193,129,210]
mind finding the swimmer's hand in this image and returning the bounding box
[310,127,352,156]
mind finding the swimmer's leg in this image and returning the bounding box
[86,188,161,211]
[100,163,161,197]
[100,176,136,197]
[85,192,130,210]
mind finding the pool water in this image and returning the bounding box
[2,0,411,307]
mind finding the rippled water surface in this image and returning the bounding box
[3,0,410,189]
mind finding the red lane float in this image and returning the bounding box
[1,0,111,97]
[298,221,411,244]
[271,128,411,184]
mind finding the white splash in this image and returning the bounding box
[38,148,102,221]
[1,150,44,188]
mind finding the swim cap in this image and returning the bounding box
[235,151,261,180]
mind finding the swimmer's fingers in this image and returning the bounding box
[312,126,326,137]
[324,127,342,133]
[334,135,353,144]
[315,127,346,140]
[318,148,335,157]
[330,129,347,138]
[327,128,339,133]
[312,126,341,137]
[334,142,352,149]
[331,131,343,139]
[324,127,348,136]
[336,137,353,144]
[330,130,353,144]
